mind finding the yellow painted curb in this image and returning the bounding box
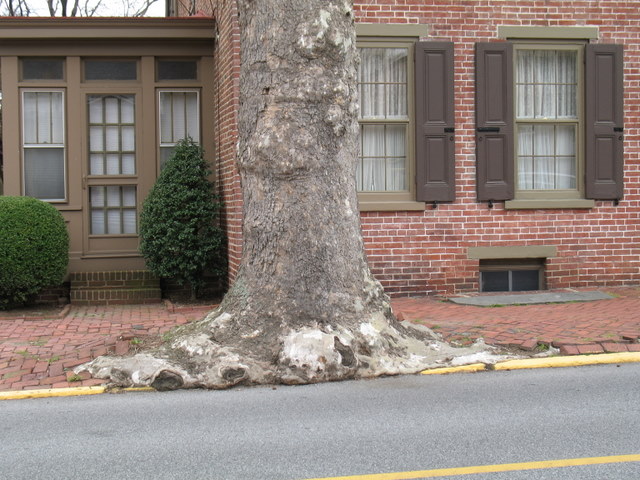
[420,363,486,375]
[0,385,155,401]
[0,386,106,400]
[493,352,640,371]
[420,352,640,375]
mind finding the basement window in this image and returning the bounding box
[479,259,545,293]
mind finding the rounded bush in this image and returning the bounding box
[140,138,226,298]
[0,196,69,309]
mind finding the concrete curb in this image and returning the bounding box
[2,353,639,398]
[421,352,640,375]
[0,385,155,401]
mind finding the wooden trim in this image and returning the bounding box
[468,246,557,260]
[0,18,215,40]
[505,199,595,209]
[498,26,598,40]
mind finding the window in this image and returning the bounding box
[356,34,454,209]
[90,186,137,235]
[476,35,624,206]
[357,45,410,193]
[22,90,66,201]
[88,95,137,235]
[21,58,64,81]
[158,90,200,167]
[480,259,545,292]
[88,95,136,175]
[84,60,137,81]
[157,60,198,81]
[515,45,581,198]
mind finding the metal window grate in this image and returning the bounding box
[480,259,545,292]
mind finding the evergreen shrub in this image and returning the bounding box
[0,196,69,309]
[139,138,226,298]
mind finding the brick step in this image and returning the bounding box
[69,271,161,305]
[71,288,162,305]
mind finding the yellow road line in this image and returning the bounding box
[301,454,640,480]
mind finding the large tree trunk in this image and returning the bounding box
[81,0,488,390]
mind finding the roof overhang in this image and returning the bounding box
[0,17,216,56]
[0,17,215,40]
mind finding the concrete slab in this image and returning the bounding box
[449,290,614,306]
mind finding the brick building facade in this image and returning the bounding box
[181,0,640,297]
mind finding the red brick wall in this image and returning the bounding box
[354,0,640,296]
[198,0,640,296]
[212,1,244,284]
[184,0,244,283]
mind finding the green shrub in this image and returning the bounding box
[0,196,69,309]
[139,138,226,299]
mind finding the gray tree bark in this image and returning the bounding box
[81,0,490,390]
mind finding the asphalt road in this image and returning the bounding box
[1,364,639,480]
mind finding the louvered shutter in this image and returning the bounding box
[415,41,455,202]
[475,42,514,201]
[585,44,624,200]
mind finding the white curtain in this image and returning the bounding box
[160,91,199,144]
[358,48,408,191]
[516,50,577,190]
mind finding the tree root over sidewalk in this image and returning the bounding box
[76,304,500,391]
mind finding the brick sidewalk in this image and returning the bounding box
[1,287,639,392]
[394,287,640,355]
[0,302,215,392]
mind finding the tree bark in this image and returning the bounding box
[80,0,490,389]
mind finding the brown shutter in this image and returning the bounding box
[585,44,624,200]
[475,42,514,201]
[415,41,455,202]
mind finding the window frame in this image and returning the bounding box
[356,36,421,210]
[20,57,65,82]
[157,88,201,169]
[89,184,137,236]
[156,58,199,82]
[20,88,67,202]
[83,89,141,239]
[512,41,585,201]
[82,58,139,83]
[87,93,137,177]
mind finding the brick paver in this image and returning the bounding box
[1,287,639,392]
[0,302,215,392]
[393,286,640,354]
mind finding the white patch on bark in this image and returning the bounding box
[78,354,194,388]
[210,311,233,328]
[317,10,331,36]
[173,333,217,356]
[359,322,379,343]
[280,328,342,371]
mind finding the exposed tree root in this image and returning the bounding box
[77,306,497,390]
